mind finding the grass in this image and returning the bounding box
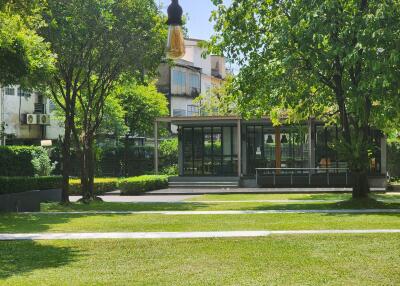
[40,198,400,213]
[1,212,400,233]
[187,192,400,201]
[0,235,399,285]
[1,193,400,285]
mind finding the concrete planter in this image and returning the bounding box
[0,189,62,212]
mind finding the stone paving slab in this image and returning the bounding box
[1,229,400,241]
[21,209,400,215]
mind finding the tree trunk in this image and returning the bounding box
[352,170,370,199]
[80,135,96,201]
[61,117,72,204]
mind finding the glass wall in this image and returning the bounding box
[315,125,382,174]
[171,67,201,97]
[181,126,238,176]
[246,125,309,175]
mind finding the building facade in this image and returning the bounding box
[0,85,63,145]
[155,116,387,188]
[156,38,227,133]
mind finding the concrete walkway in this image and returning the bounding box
[1,229,400,241]
[148,187,387,195]
[22,209,400,215]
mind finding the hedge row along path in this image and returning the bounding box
[22,209,400,215]
[2,230,400,240]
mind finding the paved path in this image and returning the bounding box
[148,187,387,195]
[22,209,400,215]
[69,195,198,203]
[1,229,400,241]
[187,199,343,203]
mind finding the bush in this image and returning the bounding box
[119,175,169,195]
[0,176,62,195]
[69,178,119,196]
[161,164,178,176]
[31,147,56,176]
[0,146,39,176]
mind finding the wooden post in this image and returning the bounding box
[237,119,242,177]
[275,126,281,174]
[154,121,159,174]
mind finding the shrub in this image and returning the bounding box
[161,164,178,176]
[0,146,38,176]
[0,176,62,195]
[69,178,119,196]
[119,175,169,195]
[31,147,56,176]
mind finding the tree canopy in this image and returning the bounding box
[40,0,167,200]
[114,79,169,137]
[0,0,54,86]
[210,0,400,197]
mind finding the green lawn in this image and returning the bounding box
[1,193,400,285]
[41,198,400,213]
[187,192,400,201]
[1,235,399,285]
[1,212,400,233]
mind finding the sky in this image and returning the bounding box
[159,0,232,41]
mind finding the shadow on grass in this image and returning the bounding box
[0,213,75,233]
[0,241,78,280]
[42,202,210,212]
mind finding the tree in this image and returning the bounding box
[0,0,54,87]
[41,0,166,202]
[210,0,400,198]
[193,75,237,116]
[114,79,169,138]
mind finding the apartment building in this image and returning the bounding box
[157,38,227,133]
[0,85,63,146]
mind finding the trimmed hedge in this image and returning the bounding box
[0,146,39,176]
[119,175,169,195]
[69,178,119,196]
[0,176,62,195]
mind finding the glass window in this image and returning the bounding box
[173,109,186,117]
[188,72,200,96]
[4,87,15,96]
[171,69,186,95]
[18,88,31,98]
[187,105,199,116]
[182,126,237,176]
[49,100,57,113]
[171,67,201,97]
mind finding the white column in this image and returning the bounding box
[154,121,159,174]
[237,119,242,177]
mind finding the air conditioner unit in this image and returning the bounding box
[39,114,51,125]
[26,114,38,125]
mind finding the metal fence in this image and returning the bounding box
[255,168,350,187]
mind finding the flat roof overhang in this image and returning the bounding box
[155,116,314,126]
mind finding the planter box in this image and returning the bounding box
[0,189,62,212]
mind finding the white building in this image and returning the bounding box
[0,85,63,145]
[157,38,227,133]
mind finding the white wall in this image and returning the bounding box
[0,85,64,142]
[170,96,196,133]
[1,86,41,139]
